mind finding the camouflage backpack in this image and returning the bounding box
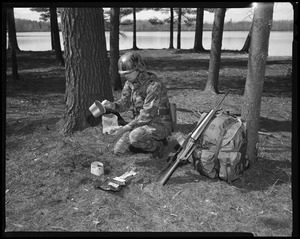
[191,111,250,183]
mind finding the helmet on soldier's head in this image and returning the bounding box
[118,52,146,74]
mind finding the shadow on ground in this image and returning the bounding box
[175,109,292,133]
[6,50,292,99]
[6,72,66,96]
[6,116,61,137]
[7,51,59,70]
[137,153,291,193]
[260,117,292,132]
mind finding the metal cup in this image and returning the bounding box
[89,100,106,117]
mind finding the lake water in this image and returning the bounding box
[9,31,293,56]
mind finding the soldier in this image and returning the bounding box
[102,52,172,158]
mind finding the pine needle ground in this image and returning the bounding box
[5,49,293,236]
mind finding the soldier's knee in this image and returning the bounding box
[129,127,148,144]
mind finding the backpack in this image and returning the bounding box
[191,111,250,183]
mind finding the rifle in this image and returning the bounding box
[158,90,230,186]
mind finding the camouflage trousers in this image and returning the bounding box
[113,122,172,155]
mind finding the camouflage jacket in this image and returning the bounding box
[114,71,171,129]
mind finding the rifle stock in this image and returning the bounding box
[158,90,230,186]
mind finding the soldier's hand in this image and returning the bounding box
[112,125,132,136]
[102,100,116,110]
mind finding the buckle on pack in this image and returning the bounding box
[158,108,170,115]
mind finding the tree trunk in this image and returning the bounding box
[132,7,139,50]
[4,6,7,81]
[241,3,274,163]
[241,24,253,52]
[169,8,174,49]
[11,45,20,81]
[110,7,122,91]
[45,8,54,50]
[50,7,65,67]
[7,7,20,52]
[193,8,206,52]
[7,7,20,81]
[204,8,226,94]
[51,24,55,50]
[61,8,113,133]
[177,8,181,49]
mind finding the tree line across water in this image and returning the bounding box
[14,18,293,32]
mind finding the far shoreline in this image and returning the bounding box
[13,30,294,33]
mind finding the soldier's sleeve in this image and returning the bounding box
[127,81,161,129]
[114,81,132,112]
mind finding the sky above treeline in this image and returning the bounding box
[13,3,294,24]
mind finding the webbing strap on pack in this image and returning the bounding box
[213,126,233,184]
[226,158,232,183]
[212,128,227,164]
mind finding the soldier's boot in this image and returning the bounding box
[152,141,165,159]
[113,132,131,155]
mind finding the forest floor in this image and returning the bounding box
[4,49,294,236]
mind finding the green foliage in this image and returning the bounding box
[148,8,200,29]
[119,19,293,32]
[14,19,54,32]
[120,8,133,17]
[271,20,294,31]
[223,21,252,31]
[30,7,62,22]
[121,19,133,26]
[205,8,216,13]
[148,17,164,26]
[120,7,144,18]
[30,8,50,21]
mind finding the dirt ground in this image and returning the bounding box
[4,49,294,236]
